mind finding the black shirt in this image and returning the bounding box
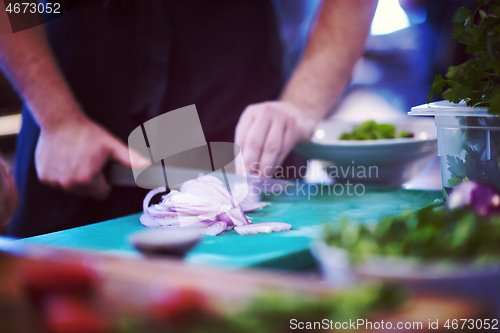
[10,0,284,237]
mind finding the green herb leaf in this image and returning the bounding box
[323,204,500,263]
[429,0,500,115]
[452,7,473,24]
[427,74,446,103]
[489,90,500,115]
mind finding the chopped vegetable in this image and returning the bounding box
[140,175,270,236]
[324,185,500,263]
[118,284,407,333]
[16,260,94,301]
[150,288,213,326]
[203,221,227,236]
[234,222,291,235]
[42,293,107,333]
[339,120,413,140]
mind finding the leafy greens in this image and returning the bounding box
[323,204,500,264]
[427,0,500,115]
[339,120,412,140]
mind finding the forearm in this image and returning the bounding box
[0,25,86,132]
[280,0,378,122]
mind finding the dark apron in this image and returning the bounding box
[9,0,287,237]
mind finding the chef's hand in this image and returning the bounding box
[235,101,317,178]
[35,116,149,201]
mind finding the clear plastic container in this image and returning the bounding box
[409,101,500,195]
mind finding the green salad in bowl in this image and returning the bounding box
[339,120,414,141]
[294,118,436,186]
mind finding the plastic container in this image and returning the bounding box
[409,101,500,195]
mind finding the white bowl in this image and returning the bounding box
[295,118,437,186]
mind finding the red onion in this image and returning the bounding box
[140,175,268,236]
[203,221,227,236]
[239,201,271,213]
[234,222,292,235]
[447,181,500,216]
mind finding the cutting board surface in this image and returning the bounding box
[22,186,442,270]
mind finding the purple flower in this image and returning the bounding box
[447,181,500,216]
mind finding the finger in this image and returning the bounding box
[108,137,149,168]
[242,114,272,175]
[129,148,150,168]
[234,107,255,149]
[276,119,297,167]
[235,111,254,176]
[234,153,246,176]
[259,117,285,178]
[85,172,111,201]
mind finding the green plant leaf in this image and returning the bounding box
[429,1,500,113]
[427,74,446,103]
[447,155,467,179]
[446,64,465,79]
[452,7,473,24]
[488,90,500,115]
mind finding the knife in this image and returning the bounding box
[108,162,294,193]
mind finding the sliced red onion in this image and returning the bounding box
[140,213,163,228]
[217,212,233,224]
[240,201,270,213]
[203,221,227,236]
[197,211,219,220]
[180,176,233,205]
[225,207,250,226]
[140,175,270,236]
[145,209,180,219]
[142,186,167,213]
[184,221,214,229]
[234,222,291,235]
[176,215,207,227]
[447,181,500,216]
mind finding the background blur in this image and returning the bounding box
[0,0,474,160]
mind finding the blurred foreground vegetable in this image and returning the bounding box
[324,181,500,264]
[119,284,407,333]
[447,181,500,216]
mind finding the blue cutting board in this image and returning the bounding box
[22,186,442,270]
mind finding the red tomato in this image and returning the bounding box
[151,288,213,325]
[42,292,107,333]
[16,260,94,301]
